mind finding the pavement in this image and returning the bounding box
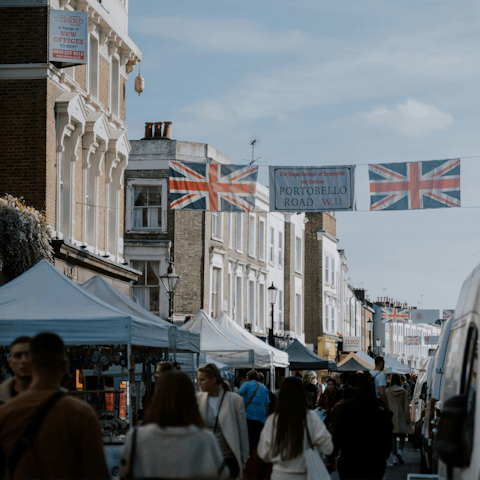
[330,439,422,479]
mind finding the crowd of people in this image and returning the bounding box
[0,333,415,480]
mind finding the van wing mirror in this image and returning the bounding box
[436,394,472,468]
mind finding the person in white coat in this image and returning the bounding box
[258,376,333,480]
[120,371,224,479]
[197,363,250,479]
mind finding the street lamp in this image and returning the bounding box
[159,261,181,324]
[268,282,278,347]
[367,319,373,357]
[376,338,381,355]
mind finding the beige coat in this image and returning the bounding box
[197,390,250,470]
[386,385,410,434]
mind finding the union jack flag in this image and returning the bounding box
[404,336,421,345]
[381,307,410,323]
[169,162,258,212]
[443,309,455,320]
[369,158,460,211]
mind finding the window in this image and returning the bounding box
[88,35,99,97]
[229,213,234,249]
[295,237,302,273]
[227,272,232,318]
[132,261,161,315]
[212,212,222,239]
[325,305,329,332]
[325,255,329,283]
[236,213,243,252]
[258,283,265,332]
[331,257,335,285]
[248,280,255,327]
[331,307,335,333]
[133,185,162,229]
[107,184,116,254]
[258,218,265,261]
[277,290,283,330]
[269,227,275,263]
[235,276,242,325]
[211,267,221,318]
[248,214,255,257]
[295,294,302,334]
[278,231,283,266]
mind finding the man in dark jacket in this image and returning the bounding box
[332,373,393,480]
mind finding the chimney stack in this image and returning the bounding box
[145,122,153,138]
[154,122,163,138]
[163,121,172,139]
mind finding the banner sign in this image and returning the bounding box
[49,10,88,67]
[169,161,258,212]
[424,336,440,345]
[343,337,361,352]
[404,336,421,345]
[409,309,440,325]
[269,165,356,212]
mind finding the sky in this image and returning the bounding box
[125,0,480,311]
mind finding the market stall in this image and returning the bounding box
[181,310,255,368]
[284,339,329,370]
[335,352,373,372]
[384,353,410,374]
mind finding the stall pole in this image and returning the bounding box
[127,345,133,427]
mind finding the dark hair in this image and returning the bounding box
[246,370,259,381]
[275,376,285,390]
[340,372,349,383]
[197,363,230,390]
[357,373,374,394]
[391,374,401,386]
[302,373,311,385]
[258,372,265,384]
[145,371,205,428]
[348,373,357,388]
[11,336,31,348]
[156,361,174,374]
[327,378,335,386]
[273,376,308,460]
[375,356,384,368]
[30,333,64,370]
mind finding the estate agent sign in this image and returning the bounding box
[269,165,356,212]
[49,10,88,67]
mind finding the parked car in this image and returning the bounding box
[436,262,480,480]
[422,316,454,474]
[412,356,435,452]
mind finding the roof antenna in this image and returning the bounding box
[249,133,261,165]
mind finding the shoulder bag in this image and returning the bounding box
[245,382,260,409]
[5,391,65,479]
[304,421,331,480]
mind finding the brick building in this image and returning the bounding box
[0,0,141,292]
[124,124,306,344]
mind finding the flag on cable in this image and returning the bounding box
[443,309,455,320]
[404,336,421,345]
[368,158,460,211]
[381,307,410,323]
[169,161,258,212]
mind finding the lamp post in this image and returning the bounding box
[367,319,373,357]
[159,261,181,324]
[268,282,278,347]
[376,338,381,356]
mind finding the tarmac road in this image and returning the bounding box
[330,440,422,480]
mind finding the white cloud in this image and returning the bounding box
[133,17,310,55]
[361,99,454,137]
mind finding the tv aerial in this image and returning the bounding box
[249,133,261,165]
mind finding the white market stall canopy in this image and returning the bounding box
[181,310,255,368]
[384,354,410,374]
[215,313,289,368]
[354,350,375,370]
[0,260,170,348]
[81,275,200,354]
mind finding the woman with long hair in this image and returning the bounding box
[119,371,224,479]
[257,376,333,480]
[197,363,249,479]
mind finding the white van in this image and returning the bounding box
[436,262,480,480]
[413,356,435,450]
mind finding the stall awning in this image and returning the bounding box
[181,310,255,368]
[215,313,289,368]
[81,275,200,353]
[336,352,373,372]
[0,260,170,348]
[384,354,410,374]
[284,339,328,370]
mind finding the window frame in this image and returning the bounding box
[295,236,302,273]
[258,217,266,262]
[212,211,223,241]
[295,294,302,334]
[278,231,283,267]
[248,213,256,258]
[269,227,275,264]
[325,254,329,284]
[236,213,243,253]
[126,178,168,233]
[131,260,161,316]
